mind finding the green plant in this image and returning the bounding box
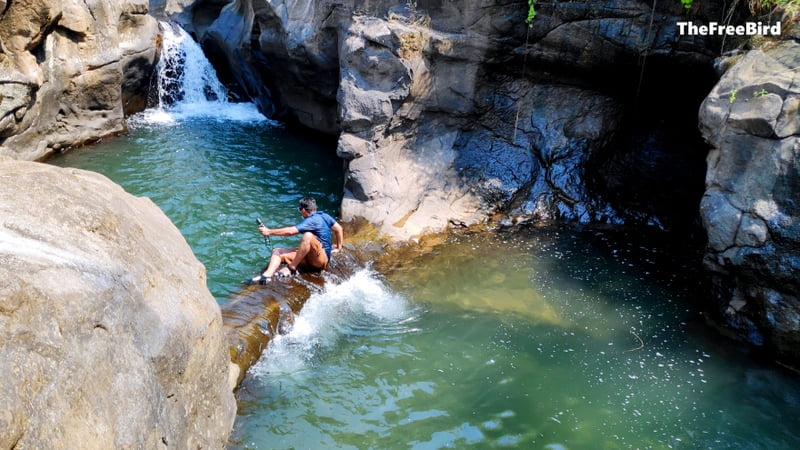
[729,88,739,103]
[754,88,769,97]
[681,0,694,9]
[526,0,537,26]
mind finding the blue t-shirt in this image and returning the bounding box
[296,211,337,258]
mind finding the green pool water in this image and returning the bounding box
[233,229,800,449]
[50,108,800,449]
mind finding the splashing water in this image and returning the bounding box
[250,269,419,377]
[156,22,227,106]
[129,22,268,126]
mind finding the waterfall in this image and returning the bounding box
[131,22,268,125]
[155,22,229,107]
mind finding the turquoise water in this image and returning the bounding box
[49,106,343,302]
[50,108,800,449]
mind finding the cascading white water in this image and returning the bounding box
[130,22,267,125]
[155,22,228,107]
[249,269,419,377]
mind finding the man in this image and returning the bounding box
[250,197,344,284]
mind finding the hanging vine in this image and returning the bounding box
[526,0,537,26]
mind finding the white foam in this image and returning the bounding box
[127,101,271,128]
[129,22,275,127]
[249,269,415,377]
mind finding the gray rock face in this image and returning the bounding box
[0,161,236,448]
[698,40,800,365]
[0,0,159,161]
[175,0,722,239]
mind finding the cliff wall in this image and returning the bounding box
[699,38,800,367]
[168,0,799,366]
[0,0,159,161]
[171,0,724,239]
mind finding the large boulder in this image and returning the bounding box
[698,39,800,366]
[174,0,726,239]
[0,0,159,161]
[0,161,236,448]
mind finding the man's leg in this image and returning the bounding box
[285,232,315,272]
[261,247,297,278]
[290,232,328,271]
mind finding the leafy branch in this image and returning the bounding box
[526,0,537,26]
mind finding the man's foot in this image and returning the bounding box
[276,266,297,279]
[248,274,272,285]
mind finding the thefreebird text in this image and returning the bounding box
[677,21,781,36]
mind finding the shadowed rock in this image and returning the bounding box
[699,38,800,368]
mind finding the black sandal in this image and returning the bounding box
[247,274,272,285]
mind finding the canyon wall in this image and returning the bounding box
[172,0,723,239]
[169,0,799,365]
[0,0,159,161]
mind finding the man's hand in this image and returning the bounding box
[258,225,270,236]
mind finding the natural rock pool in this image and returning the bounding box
[50,107,800,448]
[46,23,800,448]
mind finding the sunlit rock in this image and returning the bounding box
[0,0,159,161]
[0,161,236,447]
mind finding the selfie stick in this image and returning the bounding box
[256,217,272,252]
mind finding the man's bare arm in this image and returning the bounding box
[259,225,299,237]
[331,222,344,251]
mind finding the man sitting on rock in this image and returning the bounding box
[250,196,344,284]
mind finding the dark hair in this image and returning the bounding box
[299,197,317,213]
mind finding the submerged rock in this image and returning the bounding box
[0,0,159,161]
[699,39,800,367]
[0,161,236,448]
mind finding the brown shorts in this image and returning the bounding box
[280,236,328,271]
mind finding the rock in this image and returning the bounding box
[0,0,159,161]
[173,0,725,239]
[699,39,800,367]
[0,161,236,448]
